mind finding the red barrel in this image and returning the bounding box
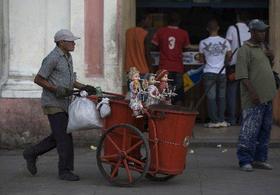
[148,104,198,175]
[102,98,145,159]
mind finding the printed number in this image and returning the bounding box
[168,36,176,49]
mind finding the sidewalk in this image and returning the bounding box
[0,147,280,195]
[191,124,280,147]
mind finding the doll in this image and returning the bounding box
[128,67,144,118]
[155,69,176,105]
[144,73,160,107]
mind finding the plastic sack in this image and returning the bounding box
[96,97,111,118]
[67,94,102,133]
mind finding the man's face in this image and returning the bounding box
[252,30,266,43]
[60,40,76,52]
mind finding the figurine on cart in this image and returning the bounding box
[144,73,161,107]
[155,69,177,105]
[128,67,144,118]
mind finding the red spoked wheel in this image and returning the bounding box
[96,123,150,186]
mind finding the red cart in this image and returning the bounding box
[89,92,197,186]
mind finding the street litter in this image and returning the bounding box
[90,145,97,150]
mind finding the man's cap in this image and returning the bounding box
[54,29,80,42]
[248,19,269,31]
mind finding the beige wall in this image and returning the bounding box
[270,0,280,124]
[120,0,136,92]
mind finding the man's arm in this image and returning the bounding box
[34,74,56,93]
[241,78,260,105]
[225,50,232,65]
[73,81,86,89]
[198,53,206,64]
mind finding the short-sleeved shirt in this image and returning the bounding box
[125,27,149,74]
[226,22,251,65]
[199,36,231,74]
[152,26,190,73]
[235,42,277,109]
[37,46,76,113]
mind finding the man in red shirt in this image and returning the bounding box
[152,12,190,105]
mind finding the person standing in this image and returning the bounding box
[199,19,232,128]
[225,12,251,125]
[152,12,190,105]
[236,19,277,172]
[23,29,96,181]
[124,14,153,75]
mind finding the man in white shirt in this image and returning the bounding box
[226,12,251,125]
[199,19,232,128]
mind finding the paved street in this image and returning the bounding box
[0,147,279,195]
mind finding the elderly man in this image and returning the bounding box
[23,29,96,181]
[236,19,277,172]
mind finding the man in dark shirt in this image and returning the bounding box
[23,29,96,181]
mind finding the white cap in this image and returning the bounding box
[54,29,80,42]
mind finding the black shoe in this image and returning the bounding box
[252,161,273,170]
[59,172,80,181]
[23,147,37,175]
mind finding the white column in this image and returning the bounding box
[0,0,71,98]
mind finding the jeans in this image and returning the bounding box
[226,80,239,125]
[203,73,227,123]
[31,112,74,174]
[237,102,272,166]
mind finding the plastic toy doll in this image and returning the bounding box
[128,67,144,118]
[144,73,160,107]
[155,69,175,105]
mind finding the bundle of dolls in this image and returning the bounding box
[127,67,177,117]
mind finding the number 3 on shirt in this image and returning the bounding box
[168,36,176,50]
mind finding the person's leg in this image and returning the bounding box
[169,72,184,105]
[23,124,57,175]
[203,73,219,123]
[254,102,272,163]
[226,80,238,125]
[47,112,74,175]
[237,105,263,167]
[217,75,227,122]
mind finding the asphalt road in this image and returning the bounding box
[0,147,280,195]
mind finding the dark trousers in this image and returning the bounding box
[32,112,74,174]
[168,72,184,105]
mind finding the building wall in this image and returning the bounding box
[270,0,280,125]
[1,0,280,147]
[0,0,123,148]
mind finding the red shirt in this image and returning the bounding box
[152,26,190,72]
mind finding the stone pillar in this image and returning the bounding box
[120,0,136,92]
[0,0,9,89]
[0,0,71,98]
[269,0,280,124]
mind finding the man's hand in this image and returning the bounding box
[56,86,73,98]
[81,85,97,95]
[250,92,261,105]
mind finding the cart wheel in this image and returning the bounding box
[145,173,176,182]
[96,123,150,186]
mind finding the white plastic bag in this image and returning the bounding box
[67,93,102,133]
[96,97,111,118]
